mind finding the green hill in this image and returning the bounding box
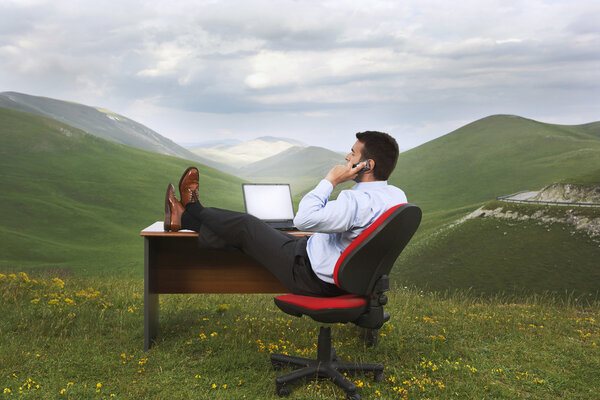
[388,115,600,296]
[243,146,340,178]
[0,107,245,276]
[0,91,213,164]
[394,199,600,297]
[390,115,600,232]
[559,168,600,186]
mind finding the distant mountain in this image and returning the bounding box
[0,106,245,273]
[190,137,305,168]
[239,145,345,196]
[254,136,305,146]
[181,138,242,149]
[0,91,210,163]
[242,146,341,178]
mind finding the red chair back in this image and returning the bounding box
[333,203,422,295]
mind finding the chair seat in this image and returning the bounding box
[274,294,368,324]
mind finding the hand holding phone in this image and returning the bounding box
[325,160,370,187]
[352,160,370,173]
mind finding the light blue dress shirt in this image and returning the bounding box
[293,179,407,284]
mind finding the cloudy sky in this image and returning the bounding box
[1,0,598,151]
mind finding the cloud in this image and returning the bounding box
[0,0,598,150]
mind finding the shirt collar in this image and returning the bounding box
[353,180,388,190]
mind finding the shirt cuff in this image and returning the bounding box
[313,179,334,199]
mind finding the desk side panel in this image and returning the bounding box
[152,237,288,294]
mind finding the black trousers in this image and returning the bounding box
[182,203,345,297]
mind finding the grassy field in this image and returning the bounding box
[1,271,599,399]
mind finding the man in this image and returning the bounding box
[164,131,407,297]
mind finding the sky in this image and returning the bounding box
[1,0,599,152]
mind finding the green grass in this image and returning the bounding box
[395,202,600,298]
[1,271,599,399]
[0,107,246,276]
[559,169,600,187]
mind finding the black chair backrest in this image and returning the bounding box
[333,203,422,295]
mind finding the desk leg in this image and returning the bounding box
[144,238,159,351]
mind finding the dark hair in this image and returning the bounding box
[355,131,399,180]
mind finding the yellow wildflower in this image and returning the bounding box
[52,277,65,288]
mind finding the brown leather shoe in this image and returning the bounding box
[164,183,184,231]
[178,166,199,207]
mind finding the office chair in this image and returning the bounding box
[270,203,422,399]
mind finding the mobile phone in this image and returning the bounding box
[352,160,370,173]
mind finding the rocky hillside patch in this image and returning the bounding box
[532,183,600,203]
[464,200,600,238]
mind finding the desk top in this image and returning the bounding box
[140,222,311,237]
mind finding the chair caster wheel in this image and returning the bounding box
[347,392,361,400]
[276,383,291,397]
[374,370,385,382]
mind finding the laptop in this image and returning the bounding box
[242,183,297,230]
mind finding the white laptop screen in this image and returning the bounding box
[243,184,295,221]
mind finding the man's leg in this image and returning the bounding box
[182,203,304,292]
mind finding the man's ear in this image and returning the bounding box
[367,159,375,172]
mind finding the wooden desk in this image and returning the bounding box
[141,222,310,350]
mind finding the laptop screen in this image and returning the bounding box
[242,184,295,221]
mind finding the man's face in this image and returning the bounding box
[345,140,365,166]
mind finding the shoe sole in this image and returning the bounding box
[164,184,172,231]
[178,166,198,198]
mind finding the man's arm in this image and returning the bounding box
[293,162,366,232]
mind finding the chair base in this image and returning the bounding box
[270,327,384,399]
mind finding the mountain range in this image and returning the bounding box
[189,136,306,167]
[1,93,599,295]
[0,91,211,164]
[0,92,342,183]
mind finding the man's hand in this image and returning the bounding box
[325,162,366,188]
